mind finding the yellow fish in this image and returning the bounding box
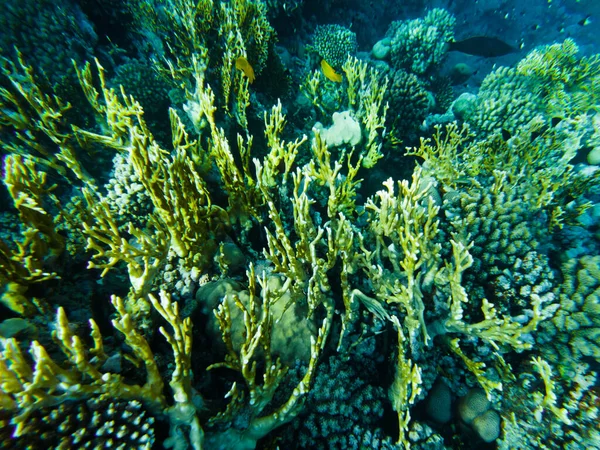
[235,56,255,83]
[320,59,342,83]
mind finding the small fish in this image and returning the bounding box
[578,15,592,26]
[448,36,518,57]
[235,56,255,83]
[320,59,343,83]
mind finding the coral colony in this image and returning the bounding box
[0,1,599,449]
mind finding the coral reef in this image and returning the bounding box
[1,1,600,449]
[540,255,600,375]
[286,354,387,450]
[467,39,600,137]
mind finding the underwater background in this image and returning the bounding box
[0,0,599,448]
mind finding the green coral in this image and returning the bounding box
[468,66,542,135]
[313,24,357,70]
[444,181,542,278]
[468,39,600,136]
[388,8,455,75]
[385,68,430,144]
[540,255,600,375]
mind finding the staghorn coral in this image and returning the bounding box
[127,0,275,129]
[302,56,389,168]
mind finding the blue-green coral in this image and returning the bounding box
[313,24,358,70]
[387,8,455,75]
[1,0,600,448]
[467,39,600,137]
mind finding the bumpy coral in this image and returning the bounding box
[441,180,558,346]
[104,154,154,229]
[386,68,430,143]
[539,255,600,374]
[313,24,358,70]
[444,183,541,279]
[388,8,455,75]
[3,396,155,449]
[468,39,600,137]
[491,251,556,314]
[287,354,387,449]
[109,60,171,133]
[500,358,600,449]
[0,0,97,84]
[467,66,543,136]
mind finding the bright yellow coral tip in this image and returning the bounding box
[235,56,255,83]
[321,59,343,83]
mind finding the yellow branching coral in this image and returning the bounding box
[304,132,362,217]
[75,60,229,269]
[411,119,597,226]
[362,167,442,348]
[0,51,91,183]
[389,315,422,449]
[342,56,389,168]
[406,122,474,189]
[0,155,65,315]
[443,237,547,352]
[128,0,273,129]
[259,100,307,190]
[81,187,169,321]
[449,338,503,399]
[0,291,200,447]
[300,69,329,116]
[531,356,572,425]
[205,265,328,449]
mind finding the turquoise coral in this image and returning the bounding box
[388,8,455,75]
[0,0,600,448]
[313,24,358,70]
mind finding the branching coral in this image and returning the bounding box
[468,39,600,137]
[0,291,199,448]
[387,8,455,75]
[2,3,600,449]
[127,0,274,128]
